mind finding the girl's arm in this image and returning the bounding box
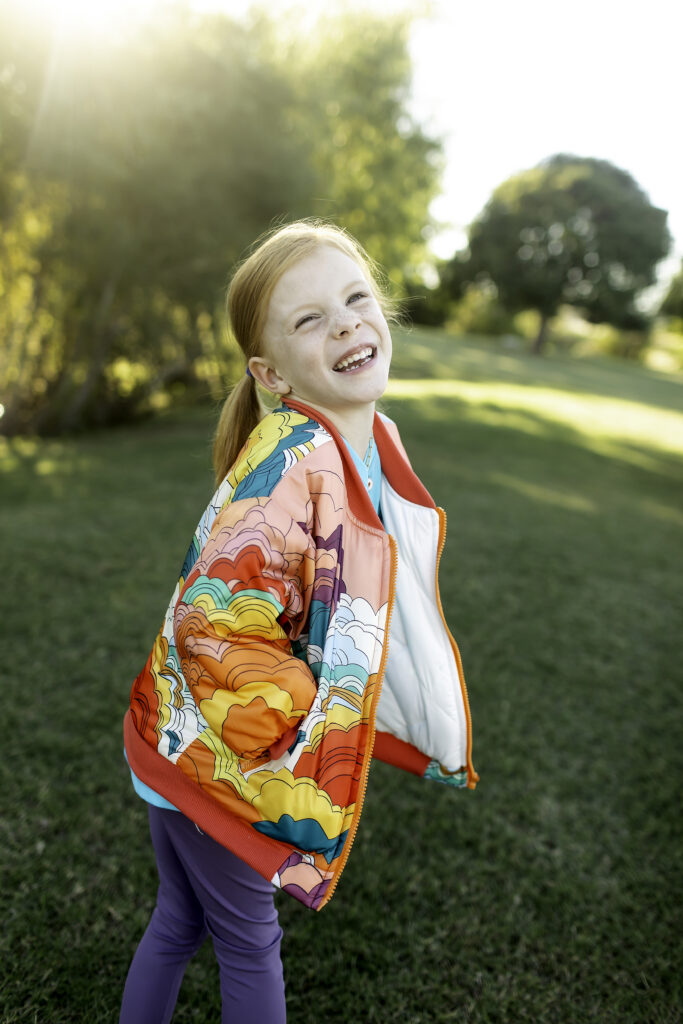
[173,494,317,761]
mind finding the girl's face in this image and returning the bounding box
[249,245,392,421]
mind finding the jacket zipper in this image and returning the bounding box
[435,507,479,788]
[318,533,399,909]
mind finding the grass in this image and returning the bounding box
[1,329,682,1023]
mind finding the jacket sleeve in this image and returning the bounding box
[173,493,317,761]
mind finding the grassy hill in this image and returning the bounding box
[1,328,681,1023]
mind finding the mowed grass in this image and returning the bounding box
[1,330,682,1023]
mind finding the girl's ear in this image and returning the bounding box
[247,356,292,396]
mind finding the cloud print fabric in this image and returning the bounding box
[127,409,391,909]
[125,406,476,910]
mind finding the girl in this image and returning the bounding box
[120,220,477,1023]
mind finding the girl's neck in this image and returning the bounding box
[287,398,375,458]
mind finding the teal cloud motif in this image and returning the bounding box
[253,815,348,864]
[424,761,469,787]
[233,418,323,501]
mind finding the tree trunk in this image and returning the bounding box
[32,320,86,435]
[532,311,551,355]
[61,275,120,431]
[31,287,94,434]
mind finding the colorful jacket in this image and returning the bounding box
[123,399,477,910]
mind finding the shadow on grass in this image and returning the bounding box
[386,392,682,506]
[391,326,683,416]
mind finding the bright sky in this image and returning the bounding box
[28,0,682,283]
[408,0,682,274]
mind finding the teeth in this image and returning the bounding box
[333,347,374,372]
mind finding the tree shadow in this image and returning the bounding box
[390,327,683,416]
[388,393,682,531]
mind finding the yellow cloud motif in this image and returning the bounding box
[252,773,346,841]
[321,700,362,733]
[150,634,182,739]
[207,594,287,641]
[196,728,249,794]
[300,701,362,757]
[226,410,309,490]
[200,681,297,725]
[182,576,287,641]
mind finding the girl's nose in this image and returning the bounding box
[332,309,360,337]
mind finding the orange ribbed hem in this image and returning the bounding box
[123,710,288,882]
[372,730,430,775]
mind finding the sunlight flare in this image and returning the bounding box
[22,0,163,41]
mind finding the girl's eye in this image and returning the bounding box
[348,291,368,304]
[295,314,318,329]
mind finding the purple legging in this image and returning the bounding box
[119,806,286,1023]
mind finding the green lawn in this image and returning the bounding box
[1,330,681,1023]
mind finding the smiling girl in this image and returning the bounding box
[120,220,477,1024]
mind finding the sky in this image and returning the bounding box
[24,0,683,283]
[407,0,682,276]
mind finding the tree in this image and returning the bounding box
[660,260,683,321]
[0,7,316,433]
[441,155,671,353]
[270,8,443,285]
[0,4,443,434]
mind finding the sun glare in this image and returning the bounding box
[24,0,417,36]
[16,0,431,53]
[24,0,163,42]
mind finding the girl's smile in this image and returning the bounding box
[332,344,376,372]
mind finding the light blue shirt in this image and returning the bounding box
[127,749,179,810]
[129,434,383,811]
[342,433,383,517]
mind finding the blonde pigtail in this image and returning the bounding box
[212,373,261,484]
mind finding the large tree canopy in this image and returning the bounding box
[442,154,671,352]
[0,5,442,434]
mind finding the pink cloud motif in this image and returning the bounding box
[272,851,333,910]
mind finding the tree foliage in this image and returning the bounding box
[279,10,442,283]
[660,260,683,321]
[442,154,671,352]
[0,4,441,434]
